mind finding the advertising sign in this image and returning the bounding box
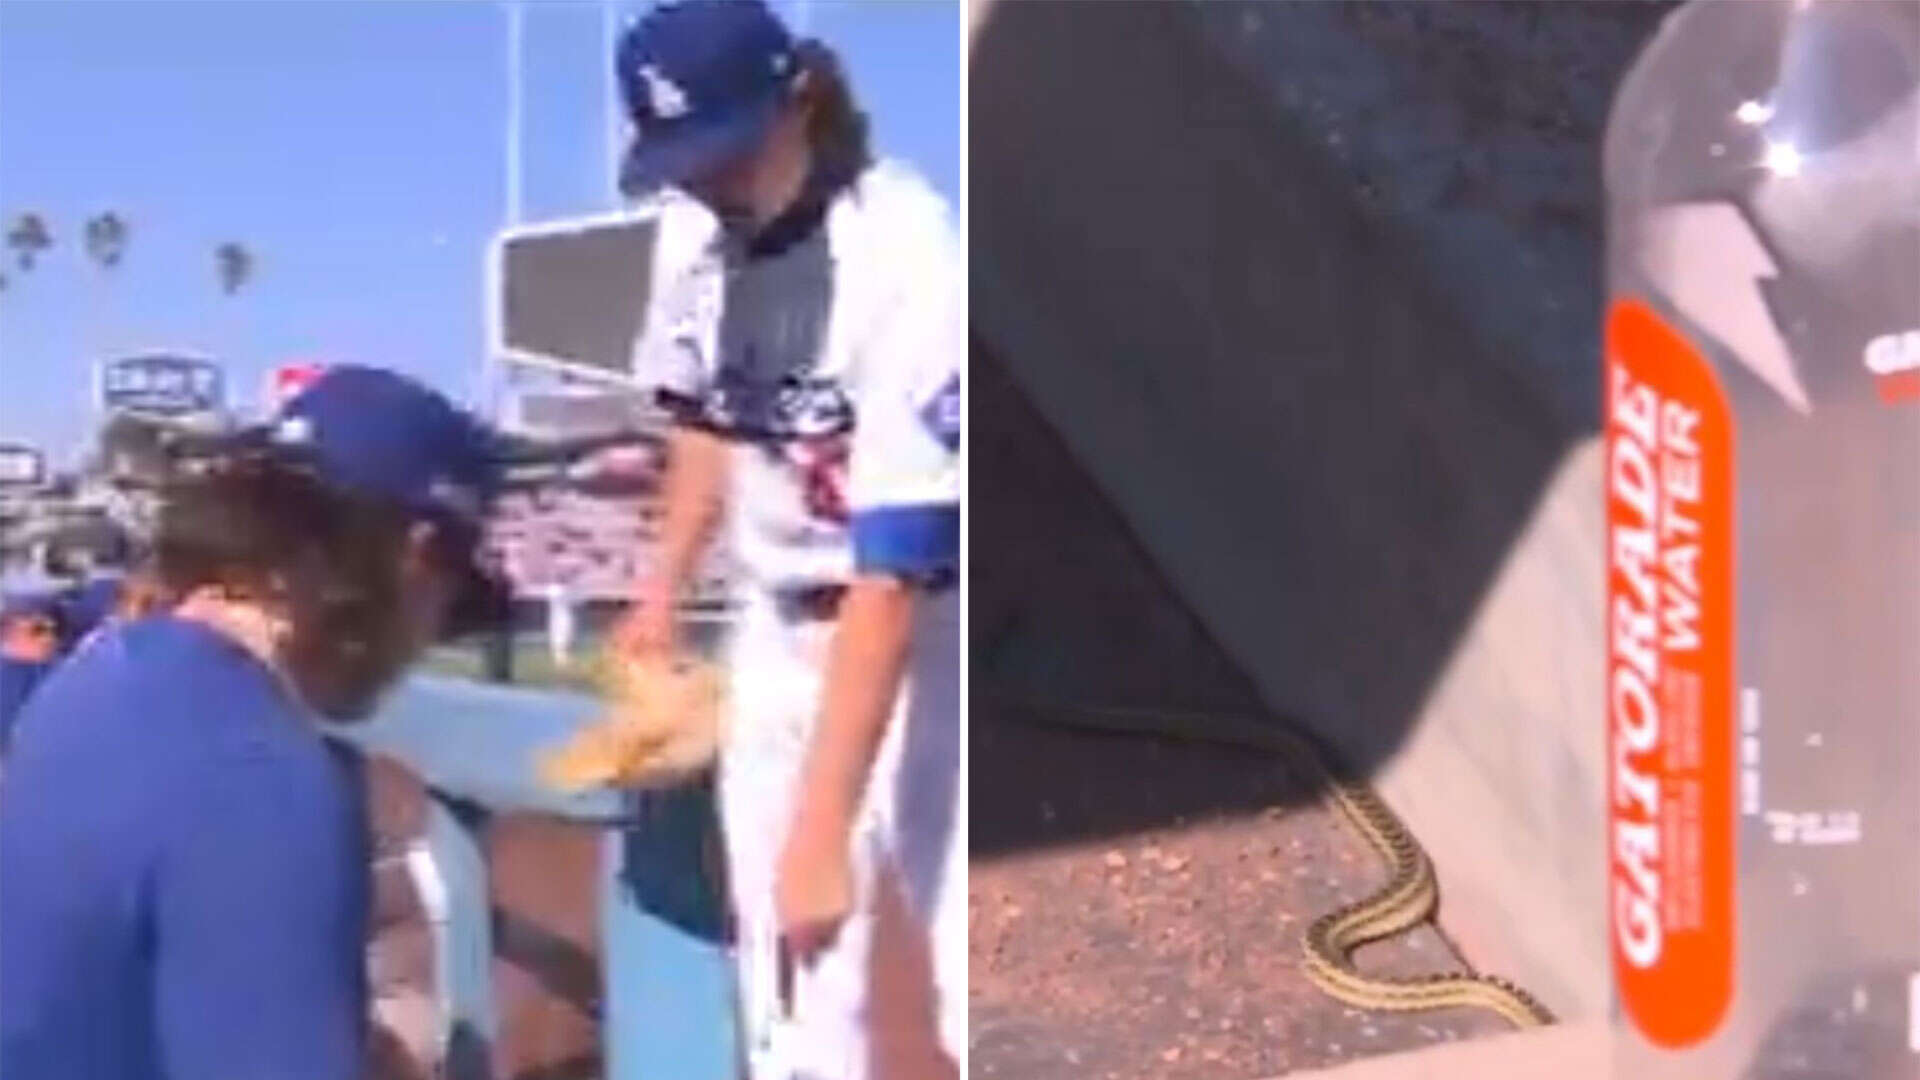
[0,443,44,489]
[97,353,225,418]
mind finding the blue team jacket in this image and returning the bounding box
[0,616,370,1079]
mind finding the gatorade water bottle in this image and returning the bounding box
[1604,1,1919,1076]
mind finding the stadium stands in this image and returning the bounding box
[485,436,732,606]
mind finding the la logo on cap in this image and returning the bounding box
[273,416,315,446]
[637,64,690,119]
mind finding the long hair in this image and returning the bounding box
[151,450,420,718]
[793,38,872,187]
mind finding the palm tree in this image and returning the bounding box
[6,213,52,270]
[214,242,253,295]
[84,212,129,269]
[214,242,255,391]
[80,212,130,364]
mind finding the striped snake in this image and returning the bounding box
[1006,699,1555,1030]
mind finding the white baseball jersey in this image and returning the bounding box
[631,160,963,594]
[631,160,964,1077]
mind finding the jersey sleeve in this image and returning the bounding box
[154,746,369,1080]
[630,202,722,423]
[846,228,963,584]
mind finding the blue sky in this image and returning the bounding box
[0,0,959,463]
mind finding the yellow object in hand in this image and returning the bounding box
[537,651,726,792]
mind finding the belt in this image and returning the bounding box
[771,583,846,623]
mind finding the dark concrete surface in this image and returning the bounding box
[971,342,1273,856]
[1187,0,1682,429]
[974,0,1562,786]
[971,0,1674,793]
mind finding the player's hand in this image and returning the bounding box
[775,818,855,967]
[611,577,675,658]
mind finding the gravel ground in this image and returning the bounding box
[970,707,1511,1080]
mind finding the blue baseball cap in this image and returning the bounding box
[261,366,511,637]
[266,365,499,532]
[615,0,801,197]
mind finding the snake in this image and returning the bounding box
[998,697,1557,1030]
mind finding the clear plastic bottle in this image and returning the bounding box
[1604,2,1919,1076]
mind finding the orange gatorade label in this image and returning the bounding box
[1605,299,1736,1047]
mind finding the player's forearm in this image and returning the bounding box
[791,574,917,837]
[650,423,728,595]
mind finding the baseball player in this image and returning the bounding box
[0,367,505,1079]
[608,3,962,1077]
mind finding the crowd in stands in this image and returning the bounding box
[486,486,656,601]
[486,440,733,606]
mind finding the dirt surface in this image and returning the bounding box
[970,706,1511,1080]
